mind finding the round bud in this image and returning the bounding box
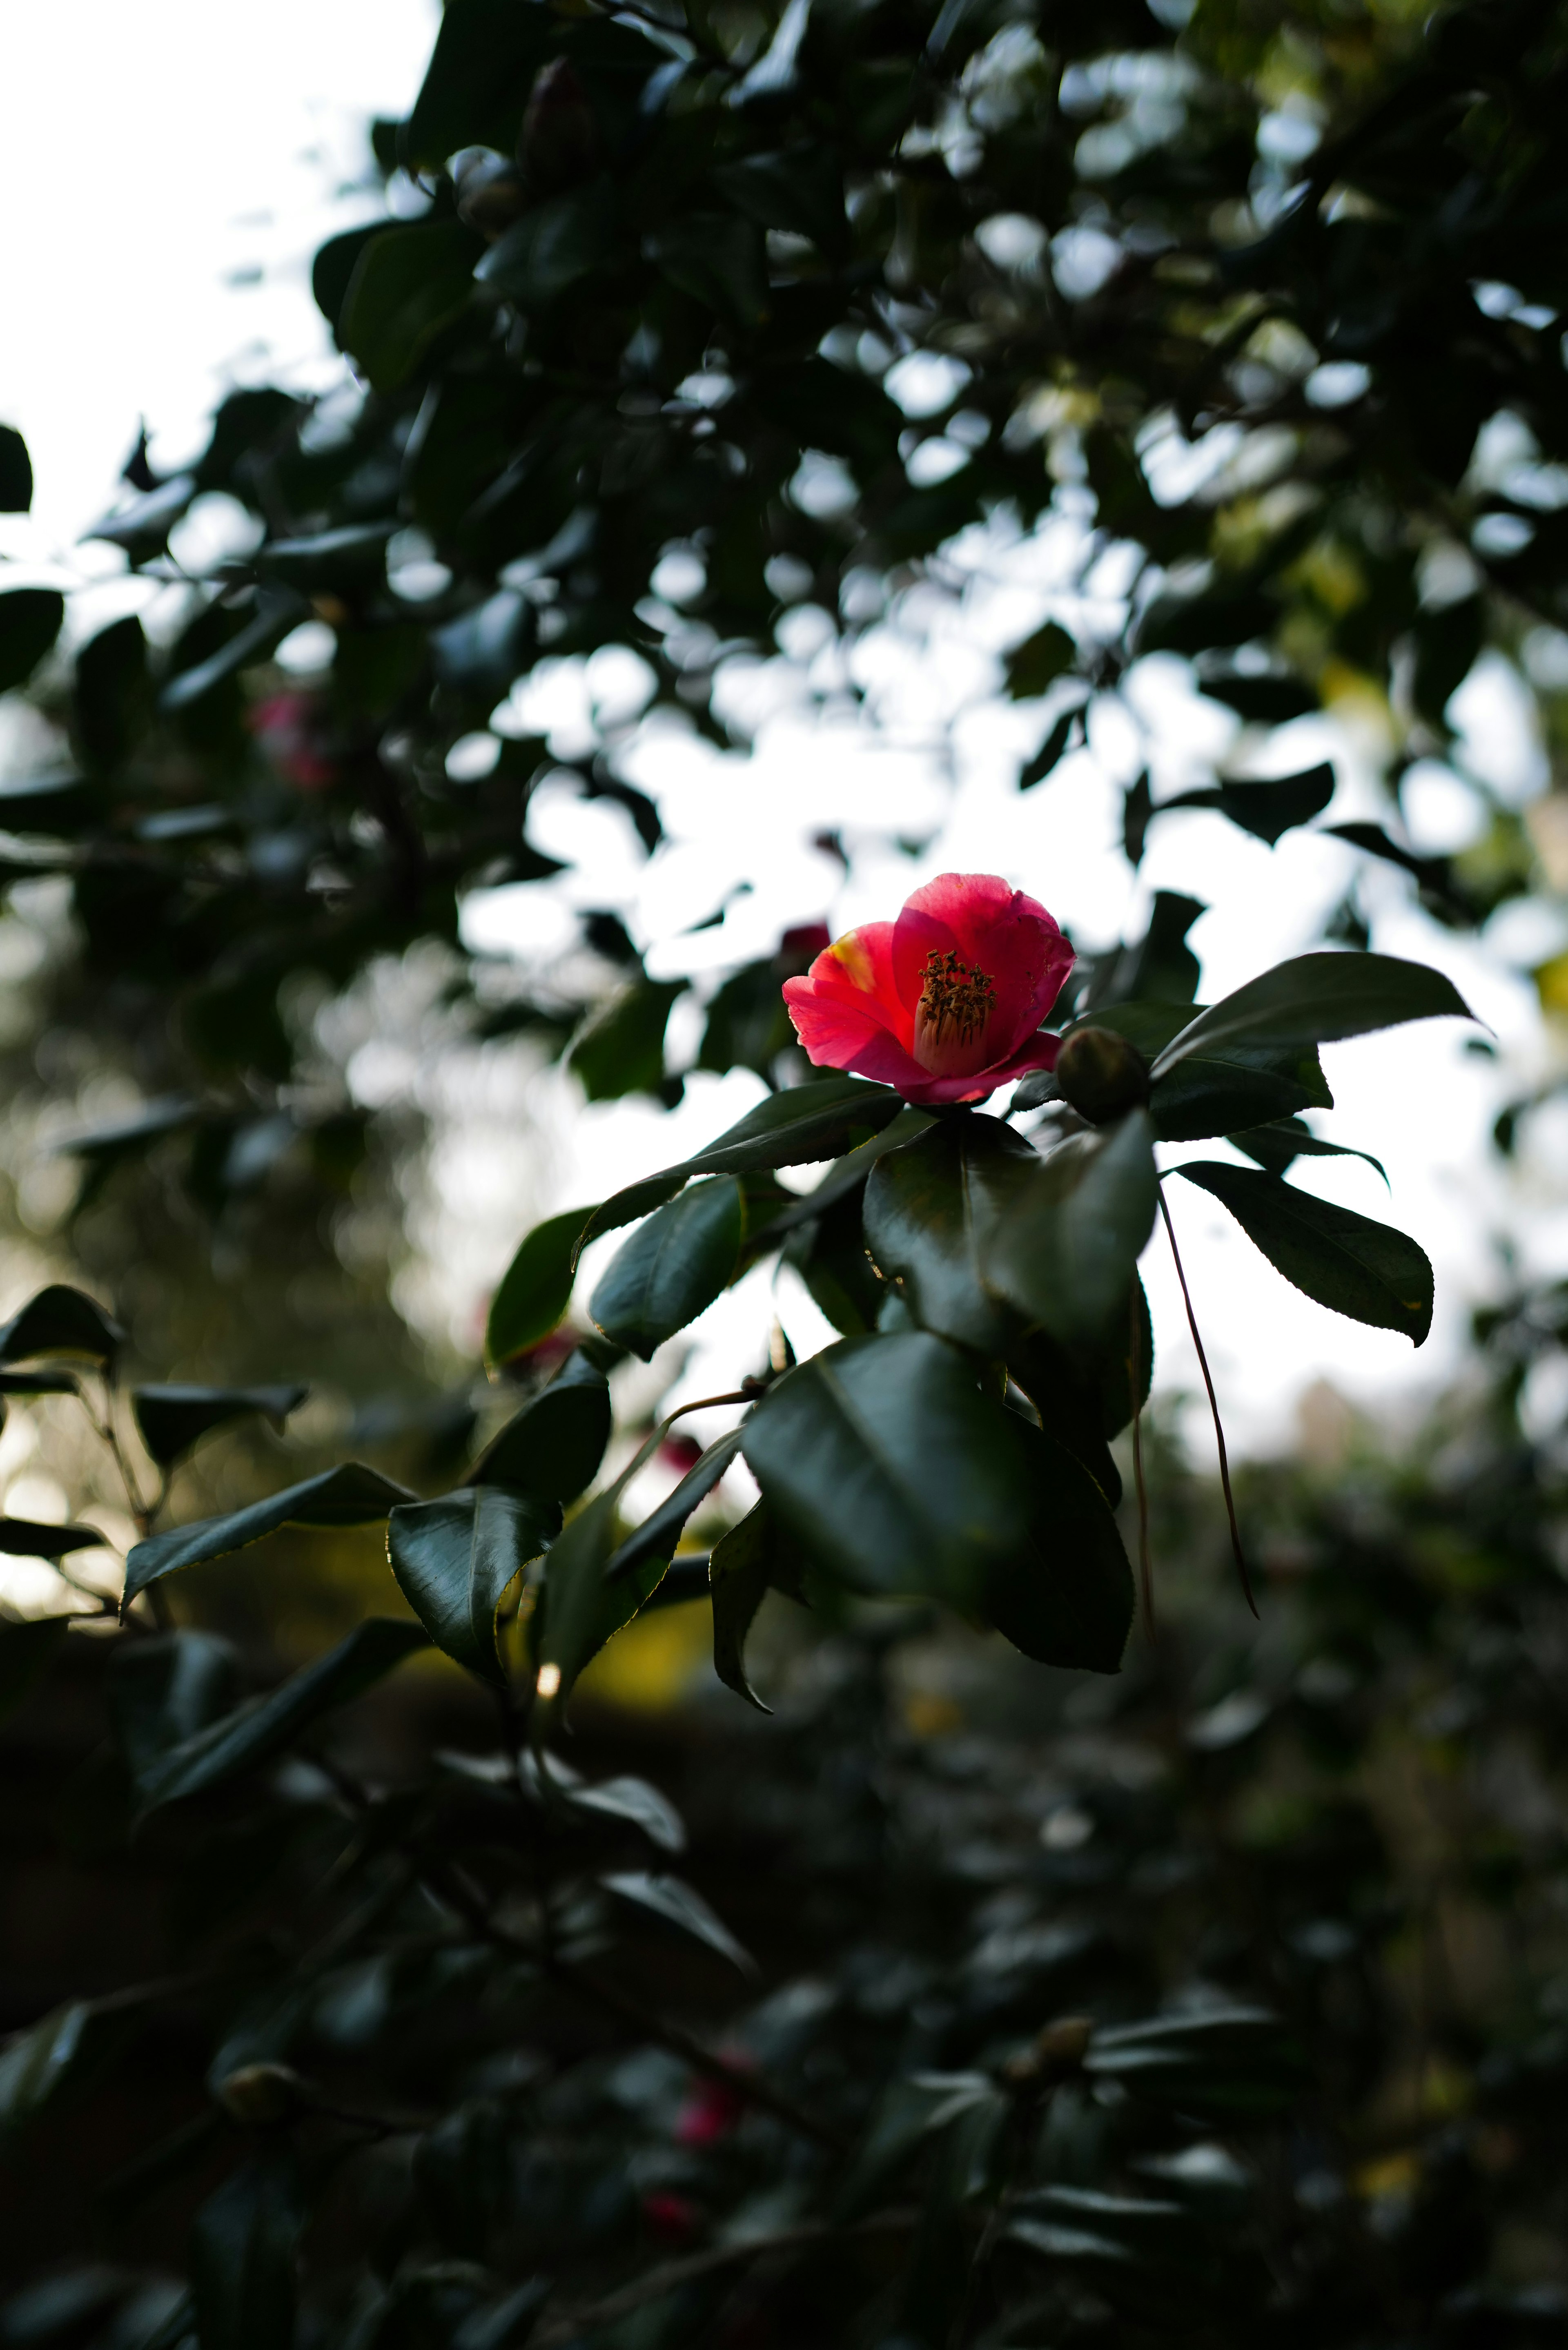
[1054,1026,1149,1124]
[454,150,528,239]
[214,2061,307,2127]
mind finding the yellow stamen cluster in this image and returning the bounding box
[917,948,997,1050]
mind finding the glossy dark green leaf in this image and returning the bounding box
[0,1616,69,1721]
[569,979,685,1102]
[1150,951,1476,1079]
[0,1519,104,1561]
[1020,704,1084,787]
[1174,1160,1433,1343]
[1156,762,1334,846]
[136,1619,430,1811]
[981,1113,1159,1348]
[0,1286,122,1367]
[1007,1329,1123,1505]
[780,1182,886,1333]
[73,615,149,773]
[863,1114,1037,1355]
[604,1424,746,1585]
[472,1352,611,1506]
[602,1871,755,1974]
[982,1421,1134,1673]
[339,222,477,393]
[157,593,306,713]
[109,1629,239,1781]
[1004,621,1075,699]
[0,425,32,513]
[741,1331,1030,1606]
[531,1481,667,1742]
[709,1497,803,1712]
[123,1465,415,1607]
[0,589,64,695]
[1084,2007,1307,2116]
[403,0,553,166]
[479,179,622,308]
[746,1107,936,1250]
[1199,671,1318,725]
[189,2157,301,2350]
[1150,1039,1332,1141]
[0,2002,108,2134]
[131,1385,307,1470]
[589,1177,745,1359]
[389,1489,556,1685]
[86,475,197,561]
[485,1206,593,1367]
[1229,1117,1386,1183]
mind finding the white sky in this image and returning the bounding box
[2,0,1565,1476]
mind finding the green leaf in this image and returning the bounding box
[1004,621,1075,699]
[486,1206,594,1367]
[1083,2007,1306,2117]
[1173,1161,1433,1343]
[389,1489,557,1686]
[531,1484,667,1741]
[404,0,553,167]
[741,1332,1030,1607]
[479,179,623,308]
[569,979,685,1102]
[980,1113,1159,1349]
[1413,595,1483,729]
[645,213,768,328]
[0,1616,69,1721]
[1229,1117,1386,1183]
[136,1619,430,1811]
[709,1498,802,1712]
[190,2157,302,2350]
[1007,1328,1125,1505]
[157,593,306,713]
[472,1352,611,1506]
[74,615,149,772]
[0,2002,107,2134]
[0,589,63,694]
[131,1385,307,1470]
[863,1115,1037,1356]
[123,1464,415,1607]
[1156,763,1334,846]
[1199,671,1317,725]
[779,1184,886,1333]
[0,1285,122,1367]
[604,1425,746,1585]
[0,1518,105,1560]
[602,1871,755,1974]
[1020,704,1084,788]
[589,1178,745,1360]
[339,222,477,394]
[712,143,845,250]
[0,425,32,513]
[1150,1039,1332,1142]
[982,1421,1134,1673]
[746,1106,936,1249]
[1150,951,1476,1079]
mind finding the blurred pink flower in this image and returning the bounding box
[248,693,337,792]
[782,873,1073,1106]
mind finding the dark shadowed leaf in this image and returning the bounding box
[190,2157,302,2350]
[0,1519,105,1561]
[981,1113,1158,1348]
[645,214,768,328]
[478,179,622,307]
[137,1619,430,1812]
[708,1498,803,1712]
[389,1488,557,1685]
[863,1114,1037,1356]
[1229,1117,1386,1182]
[601,1872,755,1974]
[569,979,685,1102]
[485,1206,594,1367]
[1174,1161,1433,1342]
[982,1421,1134,1673]
[0,425,32,513]
[131,1385,307,1470]
[1150,1038,1332,1141]
[742,1331,1029,1607]
[123,1465,415,1606]
[1151,952,1475,1078]
[340,222,477,393]
[590,1178,745,1359]
[473,1351,612,1507]
[0,589,64,694]
[531,1483,668,1743]
[604,1425,746,1585]
[1156,763,1334,846]
[0,1286,122,1367]
[0,2002,111,2134]
[0,1616,69,1721]
[1084,2008,1307,2116]
[1004,622,1076,699]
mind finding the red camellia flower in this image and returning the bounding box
[781,873,1074,1106]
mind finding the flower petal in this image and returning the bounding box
[893,873,1073,1062]
[782,920,912,1057]
[891,1028,1061,1106]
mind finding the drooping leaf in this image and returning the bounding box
[189,2157,302,2350]
[0,1285,122,1367]
[388,1488,557,1686]
[981,1421,1135,1673]
[863,1114,1037,1356]
[708,1497,803,1712]
[339,221,478,393]
[1198,671,1318,725]
[1154,763,1334,846]
[1150,1039,1333,1141]
[1174,1161,1433,1343]
[136,1619,431,1812]
[589,1178,745,1360]
[157,593,307,713]
[0,1519,105,1560]
[603,1424,746,1585]
[1007,1328,1124,1505]
[1084,2007,1307,2117]
[741,1331,1029,1608]
[601,1871,755,1974]
[0,589,64,695]
[780,1183,887,1333]
[1150,952,1475,1079]
[0,2002,109,2134]
[485,1206,594,1367]
[1004,621,1076,699]
[0,425,32,513]
[530,1481,668,1742]
[472,1352,611,1506]
[131,1385,307,1470]
[568,979,685,1102]
[477,179,622,308]
[74,615,149,773]
[109,1628,240,1781]
[1229,1117,1386,1183]
[980,1113,1159,1348]
[123,1465,415,1607]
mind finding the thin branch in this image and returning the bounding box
[1129,1281,1154,1638]
[1157,1186,1256,1618]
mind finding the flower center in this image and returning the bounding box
[913,948,999,1076]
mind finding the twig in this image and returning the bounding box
[529,2209,917,2346]
[1129,1281,1154,1638]
[1156,1187,1256,1617]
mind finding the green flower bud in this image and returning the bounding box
[214,2061,307,2126]
[1054,1026,1149,1123]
